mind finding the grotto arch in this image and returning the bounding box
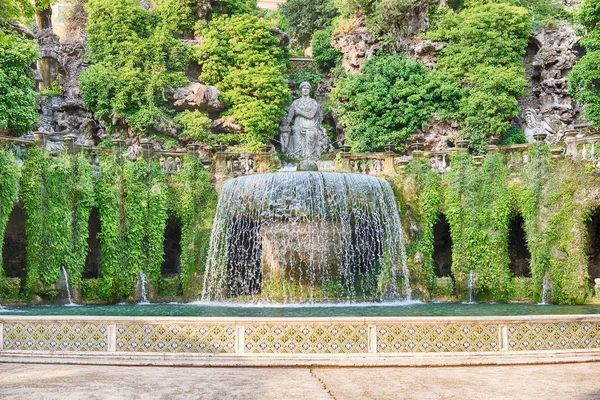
[162,216,182,277]
[586,207,600,288]
[83,207,101,279]
[432,213,452,277]
[2,205,27,286]
[508,214,531,277]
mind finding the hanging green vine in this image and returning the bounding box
[168,156,216,295]
[444,152,513,300]
[390,158,442,298]
[64,153,94,286]
[96,153,168,300]
[0,148,20,295]
[515,145,593,304]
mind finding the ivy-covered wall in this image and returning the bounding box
[391,148,600,305]
[0,147,217,302]
[1,145,599,305]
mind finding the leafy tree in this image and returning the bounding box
[80,0,191,136]
[463,0,560,29]
[331,54,460,152]
[0,31,38,134]
[278,0,339,50]
[427,3,530,150]
[0,0,34,24]
[175,110,213,143]
[311,26,342,72]
[197,14,290,147]
[568,0,600,126]
[210,0,257,16]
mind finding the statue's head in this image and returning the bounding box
[299,81,311,96]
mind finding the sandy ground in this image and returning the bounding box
[0,362,599,400]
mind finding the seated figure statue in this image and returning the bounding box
[280,82,328,160]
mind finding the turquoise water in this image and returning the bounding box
[1,301,600,317]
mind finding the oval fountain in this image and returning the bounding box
[202,171,411,303]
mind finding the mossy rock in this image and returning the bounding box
[81,279,102,300]
[433,277,454,297]
[1,278,21,299]
[159,276,181,297]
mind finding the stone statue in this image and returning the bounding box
[280,82,328,160]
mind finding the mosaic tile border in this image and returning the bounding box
[244,324,369,354]
[1,318,599,356]
[506,322,600,351]
[116,324,236,353]
[2,323,108,352]
[377,323,499,353]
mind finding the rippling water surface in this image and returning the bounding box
[1,301,600,317]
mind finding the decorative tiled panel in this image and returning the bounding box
[115,324,236,353]
[507,322,600,351]
[3,323,108,351]
[244,324,369,354]
[377,324,499,353]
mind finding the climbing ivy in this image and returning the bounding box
[515,146,592,304]
[0,149,20,295]
[96,153,168,300]
[168,156,216,295]
[390,158,442,298]
[444,152,513,300]
[20,149,93,296]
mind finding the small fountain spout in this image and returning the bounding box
[139,270,149,304]
[466,269,476,304]
[539,272,549,305]
[60,266,75,306]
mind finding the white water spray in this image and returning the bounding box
[202,172,411,302]
[60,266,74,306]
[139,270,149,304]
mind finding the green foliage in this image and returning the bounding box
[197,14,290,146]
[444,152,513,300]
[499,127,527,145]
[0,0,34,24]
[20,149,94,295]
[278,0,339,50]
[159,275,180,296]
[80,0,190,136]
[331,54,459,152]
[0,31,39,135]
[210,0,257,16]
[175,110,213,143]
[397,158,443,295]
[515,146,591,304]
[0,150,20,295]
[463,0,561,29]
[568,0,600,126]
[511,276,533,299]
[168,156,216,294]
[80,279,102,300]
[428,3,530,151]
[96,154,168,300]
[311,26,343,72]
[288,68,323,91]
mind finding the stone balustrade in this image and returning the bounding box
[565,133,600,167]
[4,128,600,179]
[497,144,532,169]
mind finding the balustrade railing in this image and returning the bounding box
[3,128,599,179]
[565,133,600,168]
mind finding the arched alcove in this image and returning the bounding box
[508,214,531,277]
[2,205,27,281]
[432,214,452,277]
[587,208,600,287]
[83,208,101,279]
[161,216,182,276]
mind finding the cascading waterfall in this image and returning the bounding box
[201,172,410,302]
